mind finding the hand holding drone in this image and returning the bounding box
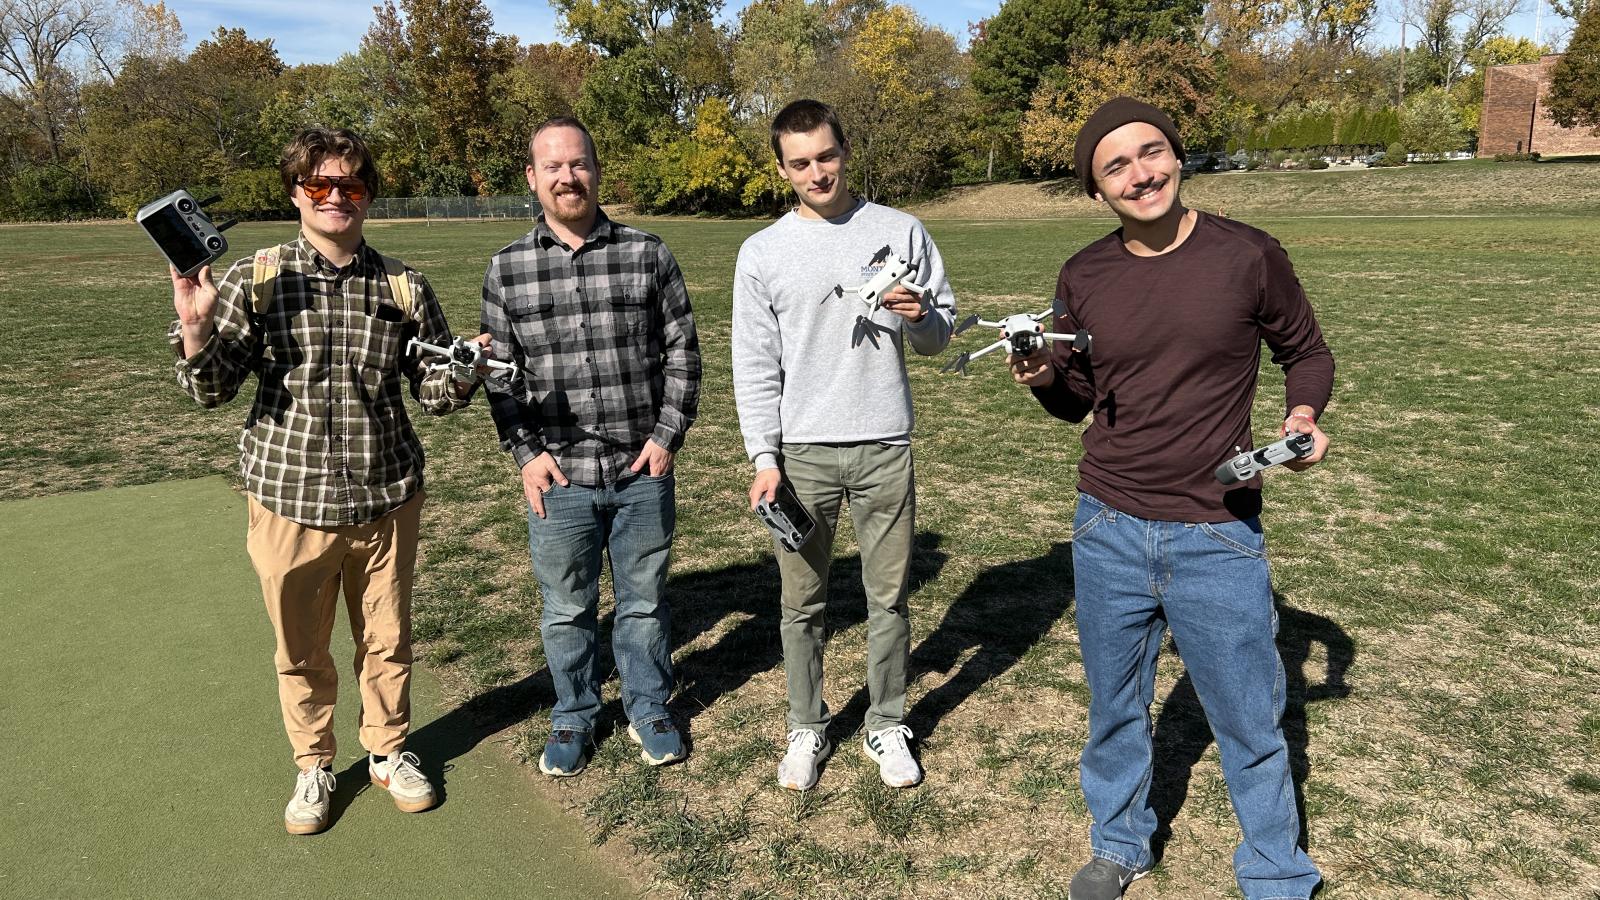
[407,336,519,387]
[845,255,933,312]
[941,303,1092,375]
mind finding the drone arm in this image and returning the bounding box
[965,338,1010,363]
[407,337,453,357]
[1041,331,1092,353]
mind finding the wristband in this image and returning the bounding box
[1286,412,1316,426]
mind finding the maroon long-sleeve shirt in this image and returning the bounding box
[1032,212,1334,522]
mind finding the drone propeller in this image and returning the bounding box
[954,313,980,335]
[1052,297,1067,319]
[940,352,971,376]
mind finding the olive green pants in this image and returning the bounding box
[775,441,914,736]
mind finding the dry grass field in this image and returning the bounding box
[2,161,1597,898]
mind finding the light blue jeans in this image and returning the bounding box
[526,472,676,734]
[1070,492,1321,900]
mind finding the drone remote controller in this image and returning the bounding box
[407,336,519,386]
[755,480,815,552]
[1215,432,1315,485]
[138,189,236,277]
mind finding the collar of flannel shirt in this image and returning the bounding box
[292,232,379,276]
[533,210,618,251]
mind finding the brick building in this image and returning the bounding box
[1478,54,1600,157]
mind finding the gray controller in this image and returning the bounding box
[1215,432,1315,485]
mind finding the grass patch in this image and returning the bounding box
[7,168,1598,897]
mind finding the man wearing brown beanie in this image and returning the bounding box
[1010,97,1333,899]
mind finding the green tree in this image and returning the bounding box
[971,0,1202,116]
[1020,39,1223,173]
[383,0,516,193]
[184,28,285,168]
[1399,85,1467,156]
[730,0,829,120]
[812,4,968,201]
[1546,2,1600,133]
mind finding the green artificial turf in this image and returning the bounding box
[0,477,636,900]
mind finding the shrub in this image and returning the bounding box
[1371,142,1408,167]
[1492,152,1542,162]
[3,164,102,220]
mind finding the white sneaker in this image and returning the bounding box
[777,729,832,791]
[369,750,437,813]
[863,725,922,788]
[284,766,336,835]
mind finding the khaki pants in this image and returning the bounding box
[245,491,422,769]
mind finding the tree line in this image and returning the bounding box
[2,0,1596,221]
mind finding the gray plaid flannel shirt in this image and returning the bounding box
[481,213,701,486]
[170,236,471,526]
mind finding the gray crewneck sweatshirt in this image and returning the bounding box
[733,200,956,472]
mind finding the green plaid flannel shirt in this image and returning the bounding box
[170,236,470,526]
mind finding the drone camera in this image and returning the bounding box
[137,189,232,277]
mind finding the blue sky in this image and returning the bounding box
[159,0,1557,68]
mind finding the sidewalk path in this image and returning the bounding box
[0,478,636,900]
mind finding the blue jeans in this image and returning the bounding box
[1071,492,1320,900]
[527,472,676,734]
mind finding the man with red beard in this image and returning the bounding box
[1010,98,1333,900]
[481,117,701,777]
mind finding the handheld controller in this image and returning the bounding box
[1215,432,1315,485]
[137,189,235,277]
[755,480,815,553]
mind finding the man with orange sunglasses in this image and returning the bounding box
[168,127,485,835]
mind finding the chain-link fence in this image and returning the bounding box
[366,195,543,221]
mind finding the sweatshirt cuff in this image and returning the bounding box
[752,452,779,473]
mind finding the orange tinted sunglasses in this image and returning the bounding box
[297,175,370,202]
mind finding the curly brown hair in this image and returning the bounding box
[279,128,380,198]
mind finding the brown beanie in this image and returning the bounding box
[1073,97,1186,197]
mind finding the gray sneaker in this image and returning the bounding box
[1068,857,1151,900]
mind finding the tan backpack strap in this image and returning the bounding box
[250,247,282,315]
[379,254,414,318]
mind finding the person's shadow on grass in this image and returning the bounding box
[655,530,949,731]
[398,531,950,807]
[1146,595,1354,863]
[829,541,1075,742]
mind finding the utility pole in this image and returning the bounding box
[1399,21,1407,107]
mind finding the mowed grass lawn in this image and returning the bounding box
[2,190,1597,898]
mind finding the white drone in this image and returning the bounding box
[941,304,1092,375]
[407,336,519,386]
[831,248,934,312]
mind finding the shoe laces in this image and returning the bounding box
[873,725,913,754]
[385,751,428,788]
[785,729,823,755]
[297,766,335,803]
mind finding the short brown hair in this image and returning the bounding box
[527,115,598,168]
[770,99,847,162]
[279,128,380,198]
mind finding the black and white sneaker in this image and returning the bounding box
[1067,857,1151,900]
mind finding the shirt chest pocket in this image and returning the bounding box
[351,315,404,373]
[507,298,559,352]
[603,282,652,342]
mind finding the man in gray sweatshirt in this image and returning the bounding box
[732,99,956,793]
